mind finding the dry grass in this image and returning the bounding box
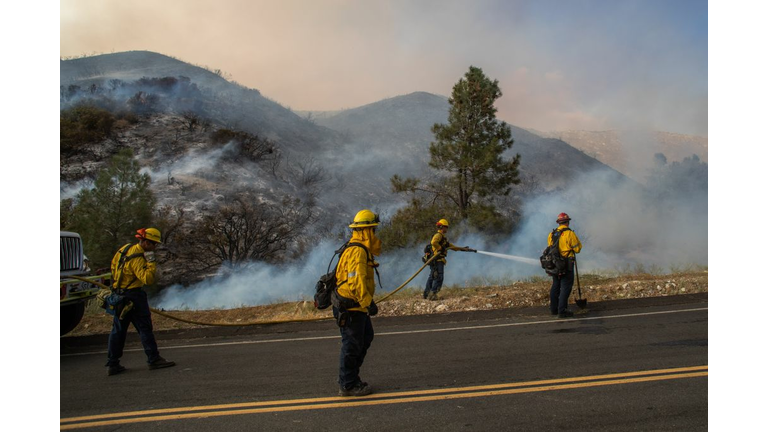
[67,270,708,337]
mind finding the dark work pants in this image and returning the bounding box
[334,308,374,389]
[424,261,445,297]
[550,264,575,314]
[107,288,160,366]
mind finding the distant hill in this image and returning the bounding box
[316,91,449,144]
[534,129,708,182]
[61,51,232,92]
[61,51,339,154]
[314,92,630,191]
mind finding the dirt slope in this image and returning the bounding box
[67,271,707,337]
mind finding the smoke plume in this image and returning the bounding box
[153,160,706,311]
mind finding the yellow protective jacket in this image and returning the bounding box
[547,225,582,258]
[335,230,378,312]
[431,232,462,264]
[111,243,157,290]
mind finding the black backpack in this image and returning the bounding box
[540,228,570,276]
[421,243,433,263]
[422,235,448,263]
[314,242,379,310]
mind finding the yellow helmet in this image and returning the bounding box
[436,219,450,228]
[349,209,380,228]
[136,227,162,243]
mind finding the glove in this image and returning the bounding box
[144,251,156,262]
[368,301,378,316]
[463,246,476,252]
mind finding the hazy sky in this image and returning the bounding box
[60,0,707,135]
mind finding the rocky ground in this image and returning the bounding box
[66,270,708,337]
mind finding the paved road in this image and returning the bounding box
[60,294,708,431]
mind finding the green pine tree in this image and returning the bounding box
[386,66,521,247]
[65,148,156,268]
[428,66,521,217]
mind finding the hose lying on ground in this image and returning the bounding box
[62,254,439,327]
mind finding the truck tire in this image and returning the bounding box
[61,303,85,336]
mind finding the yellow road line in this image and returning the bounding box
[61,365,706,423]
[60,366,707,429]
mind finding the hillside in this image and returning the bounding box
[314,92,630,192]
[61,112,303,210]
[61,51,339,154]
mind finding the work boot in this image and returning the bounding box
[148,357,176,370]
[339,382,372,397]
[558,310,574,319]
[107,364,126,376]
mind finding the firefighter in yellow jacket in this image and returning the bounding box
[424,219,475,300]
[547,213,582,318]
[106,228,175,376]
[333,209,382,396]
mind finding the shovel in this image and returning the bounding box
[573,255,588,309]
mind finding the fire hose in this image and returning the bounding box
[63,253,440,327]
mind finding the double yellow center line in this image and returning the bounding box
[60,365,707,430]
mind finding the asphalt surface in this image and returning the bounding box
[60,293,708,431]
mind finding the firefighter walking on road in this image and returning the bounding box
[106,228,175,376]
[424,219,475,301]
[548,213,582,318]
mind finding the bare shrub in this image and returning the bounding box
[173,194,312,276]
[294,157,329,188]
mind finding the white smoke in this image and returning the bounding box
[140,141,238,182]
[151,232,542,311]
[155,240,340,309]
[60,179,94,200]
[152,165,706,310]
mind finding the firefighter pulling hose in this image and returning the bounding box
[104,228,176,375]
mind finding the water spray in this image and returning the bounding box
[475,250,540,266]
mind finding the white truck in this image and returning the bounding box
[60,231,110,335]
